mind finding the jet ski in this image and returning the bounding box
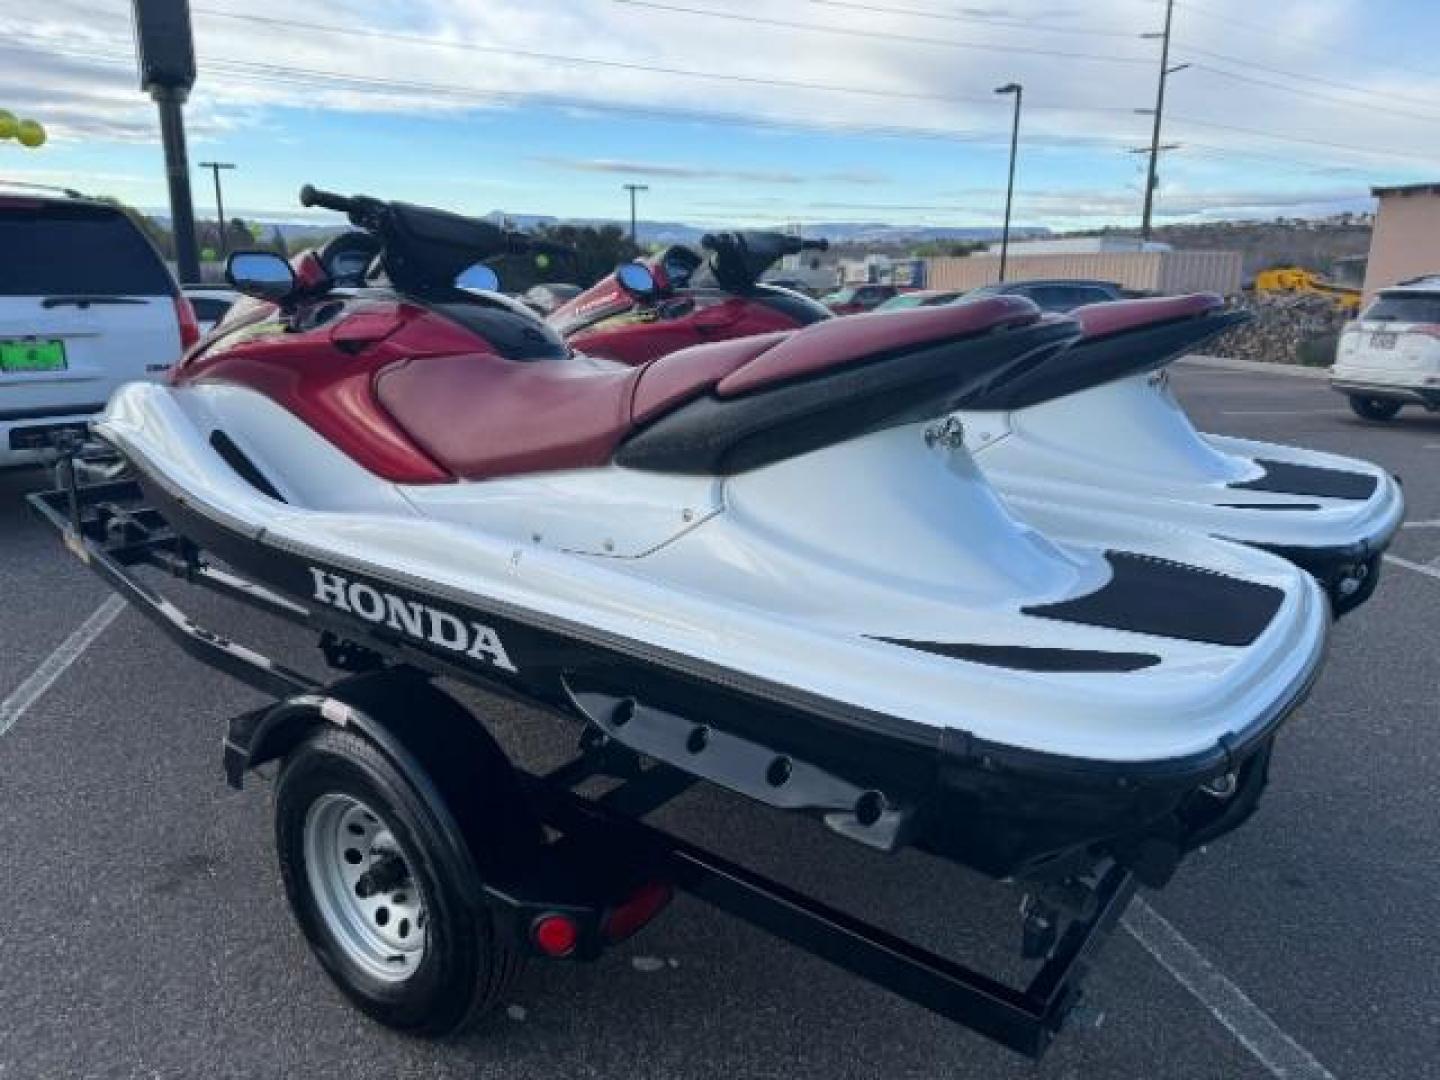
[93,186,1328,891]
[548,234,1403,614]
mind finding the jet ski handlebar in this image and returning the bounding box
[298,184,573,293]
[698,231,829,292]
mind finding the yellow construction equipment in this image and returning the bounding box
[1252,266,1362,313]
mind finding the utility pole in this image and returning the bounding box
[198,161,235,255]
[623,183,649,246]
[1138,0,1189,242]
[132,0,200,282]
[994,82,1022,283]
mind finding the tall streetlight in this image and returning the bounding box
[198,161,236,255]
[994,83,1022,283]
[622,183,649,246]
[1138,0,1189,241]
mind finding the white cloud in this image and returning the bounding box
[2,0,1436,223]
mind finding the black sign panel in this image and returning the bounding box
[131,0,196,95]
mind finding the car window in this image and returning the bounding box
[1364,293,1440,324]
[0,201,174,297]
[190,298,233,322]
[856,287,883,301]
[825,288,857,304]
[1023,285,1111,312]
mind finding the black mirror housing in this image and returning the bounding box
[226,251,298,304]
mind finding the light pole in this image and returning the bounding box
[1138,0,1189,241]
[198,161,235,255]
[994,82,1022,283]
[622,183,649,246]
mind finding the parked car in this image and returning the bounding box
[760,277,817,297]
[874,289,966,312]
[961,279,1127,313]
[181,284,238,335]
[821,283,903,314]
[0,185,197,468]
[1331,276,1440,421]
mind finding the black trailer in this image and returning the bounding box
[29,462,1138,1060]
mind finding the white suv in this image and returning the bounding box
[1332,277,1440,422]
[0,186,197,468]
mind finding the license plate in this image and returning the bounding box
[1370,332,1397,349]
[0,338,67,372]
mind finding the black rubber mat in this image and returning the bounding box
[1229,459,1377,501]
[874,638,1159,673]
[1022,552,1284,647]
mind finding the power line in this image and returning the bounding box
[608,0,1156,64]
[796,0,1143,40]
[0,37,1128,153]
[1177,42,1440,114]
[1184,62,1440,126]
[183,5,1138,116]
[1173,0,1440,81]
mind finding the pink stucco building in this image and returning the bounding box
[1364,183,1440,299]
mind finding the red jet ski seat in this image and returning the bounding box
[955,294,1249,412]
[375,296,1074,481]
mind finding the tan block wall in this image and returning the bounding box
[924,251,1242,295]
[1364,191,1440,300]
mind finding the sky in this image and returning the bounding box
[2,0,1439,231]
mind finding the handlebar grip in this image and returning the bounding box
[800,239,830,252]
[700,233,720,249]
[299,184,353,213]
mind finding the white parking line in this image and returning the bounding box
[1124,899,1338,1080]
[1383,553,1440,582]
[1220,409,1333,417]
[1400,520,1440,529]
[0,595,126,738]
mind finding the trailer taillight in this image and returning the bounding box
[602,880,673,943]
[532,913,580,957]
[175,295,201,350]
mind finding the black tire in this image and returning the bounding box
[274,727,523,1036]
[1348,395,1403,422]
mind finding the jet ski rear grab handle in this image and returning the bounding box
[30,459,1138,1060]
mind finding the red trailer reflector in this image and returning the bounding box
[602,880,673,943]
[532,913,579,957]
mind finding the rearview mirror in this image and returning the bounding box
[226,251,297,304]
[615,261,657,300]
[455,263,501,293]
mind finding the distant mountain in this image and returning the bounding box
[146,208,1050,248]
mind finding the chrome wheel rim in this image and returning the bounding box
[303,794,426,982]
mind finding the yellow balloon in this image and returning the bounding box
[0,110,17,140]
[16,120,46,148]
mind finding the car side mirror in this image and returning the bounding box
[455,263,501,293]
[615,261,657,301]
[226,251,298,304]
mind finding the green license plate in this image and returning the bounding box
[0,339,67,373]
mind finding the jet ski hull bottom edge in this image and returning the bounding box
[110,457,1314,889]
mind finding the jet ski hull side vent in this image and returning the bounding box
[209,430,285,503]
[1230,459,1379,501]
[873,638,1161,673]
[1022,551,1284,647]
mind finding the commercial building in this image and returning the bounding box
[1364,183,1440,299]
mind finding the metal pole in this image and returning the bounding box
[995,83,1022,283]
[199,162,235,255]
[155,86,200,283]
[623,183,648,245]
[1141,0,1176,242]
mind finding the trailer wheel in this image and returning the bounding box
[1348,395,1402,422]
[275,727,522,1036]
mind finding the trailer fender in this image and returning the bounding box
[226,668,543,876]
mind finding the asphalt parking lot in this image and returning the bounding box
[0,360,1436,1079]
